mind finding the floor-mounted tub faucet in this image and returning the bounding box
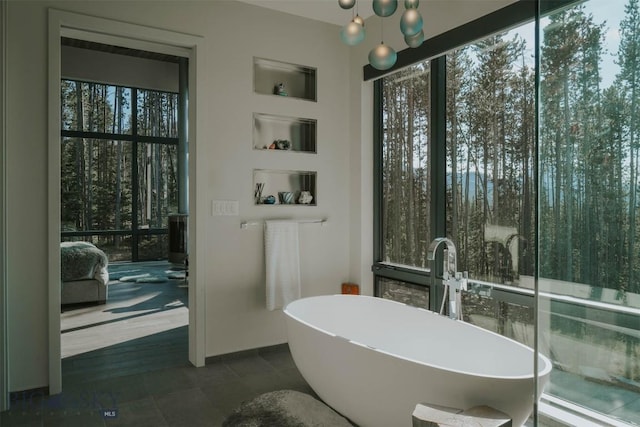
[427,238,468,320]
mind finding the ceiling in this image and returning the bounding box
[236,0,375,26]
[235,1,518,32]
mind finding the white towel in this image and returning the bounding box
[265,220,301,311]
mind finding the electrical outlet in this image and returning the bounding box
[212,200,239,216]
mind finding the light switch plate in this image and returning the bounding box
[212,200,239,216]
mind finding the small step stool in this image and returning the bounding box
[412,403,512,427]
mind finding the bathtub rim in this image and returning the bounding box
[284,294,552,381]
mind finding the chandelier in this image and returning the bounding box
[339,0,424,71]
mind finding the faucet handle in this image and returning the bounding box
[451,272,467,291]
[460,271,468,291]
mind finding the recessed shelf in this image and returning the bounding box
[253,113,317,153]
[253,169,317,206]
[253,57,317,102]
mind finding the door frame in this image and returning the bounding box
[48,9,206,394]
[0,0,9,412]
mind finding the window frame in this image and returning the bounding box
[371,1,640,426]
[370,0,576,308]
[60,79,179,261]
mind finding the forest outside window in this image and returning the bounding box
[445,25,536,286]
[380,64,432,270]
[60,80,179,261]
[374,0,640,424]
[537,1,640,423]
[375,23,535,305]
[374,63,434,306]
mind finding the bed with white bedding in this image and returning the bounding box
[60,241,109,305]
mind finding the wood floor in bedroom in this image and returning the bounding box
[60,261,188,361]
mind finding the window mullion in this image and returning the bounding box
[429,56,447,312]
[373,79,384,264]
[430,56,447,242]
[131,87,139,262]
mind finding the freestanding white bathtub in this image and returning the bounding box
[284,294,551,427]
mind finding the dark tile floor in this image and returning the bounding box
[2,262,315,426]
[2,340,314,427]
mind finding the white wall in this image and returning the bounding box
[7,0,51,392]
[5,0,518,393]
[6,0,352,392]
[201,2,353,356]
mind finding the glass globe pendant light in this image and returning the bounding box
[369,42,397,70]
[339,0,430,69]
[353,1,365,29]
[403,0,421,45]
[340,19,365,46]
[372,0,397,17]
[338,0,356,10]
[368,17,396,70]
[400,8,423,37]
[404,29,424,48]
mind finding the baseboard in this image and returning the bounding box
[205,343,289,364]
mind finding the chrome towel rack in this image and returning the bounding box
[240,218,327,229]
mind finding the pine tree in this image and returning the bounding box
[618,0,640,294]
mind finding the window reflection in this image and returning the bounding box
[445,25,536,286]
[539,1,640,423]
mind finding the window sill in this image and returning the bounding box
[539,394,634,427]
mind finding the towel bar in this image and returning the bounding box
[240,218,327,229]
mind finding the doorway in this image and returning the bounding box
[59,40,189,378]
[48,9,206,395]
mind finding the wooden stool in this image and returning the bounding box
[412,403,512,427]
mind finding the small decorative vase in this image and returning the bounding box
[298,191,313,205]
[264,195,276,204]
[276,139,291,150]
[274,83,288,96]
[279,192,294,204]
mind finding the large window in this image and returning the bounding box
[374,0,640,425]
[538,1,640,424]
[375,23,535,307]
[61,80,179,261]
[446,28,536,284]
[380,65,431,269]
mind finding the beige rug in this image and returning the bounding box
[119,273,166,283]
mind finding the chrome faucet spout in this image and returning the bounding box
[427,237,457,278]
[428,237,465,320]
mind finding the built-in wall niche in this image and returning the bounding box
[253,57,317,102]
[253,113,317,153]
[253,169,316,206]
